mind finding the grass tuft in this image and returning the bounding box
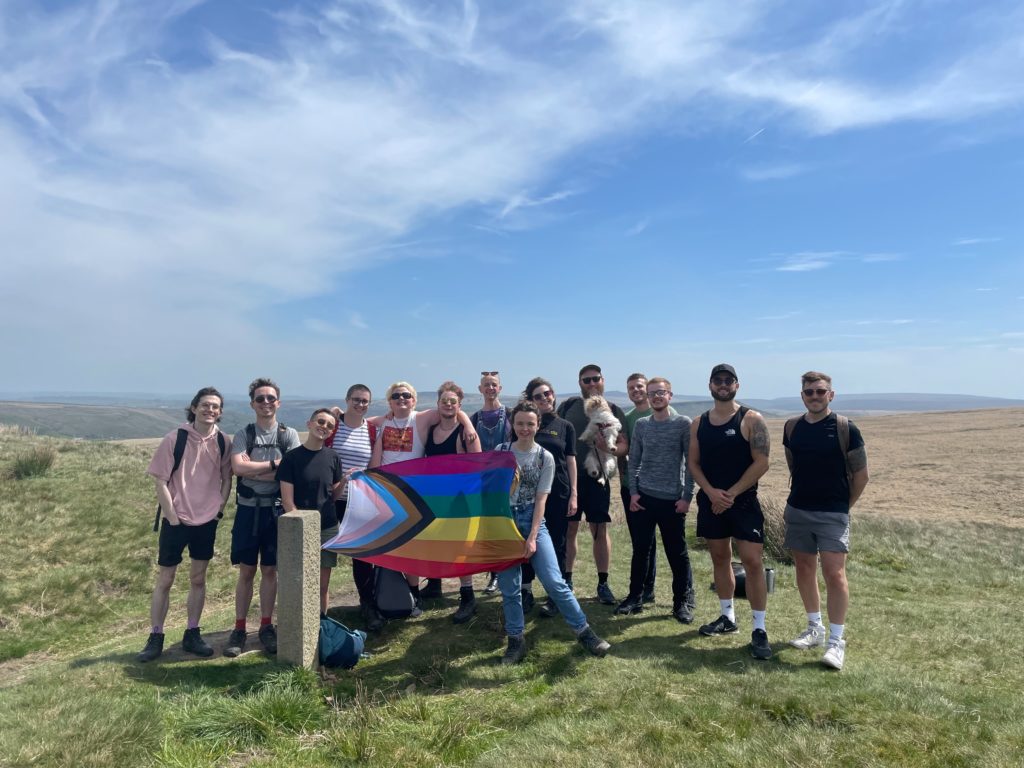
[9,445,57,480]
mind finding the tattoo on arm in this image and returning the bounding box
[750,418,770,458]
[847,446,868,473]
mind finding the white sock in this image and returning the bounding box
[720,599,735,622]
[752,610,766,632]
[829,623,845,643]
[807,611,823,627]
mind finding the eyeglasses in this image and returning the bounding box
[481,371,499,376]
[531,389,554,401]
[197,403,221,411]
[581,376,602,385]
[390,392,414,401]
[348,397,370,405]
[253,395,278,404]
[648,389,671,398]
[439,397,460,405]
[314,418,336,429]
[711,377,736,386]
[803,388,830,397]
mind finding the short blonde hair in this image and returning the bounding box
[647,376,672,390]
[801,371,832,387]
[385,381,417,415]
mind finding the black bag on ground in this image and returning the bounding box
[374,567,416,618]
[318,616,366,669]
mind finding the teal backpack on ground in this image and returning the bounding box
[318,616,367,669]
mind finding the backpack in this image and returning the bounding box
[325,416,377,449]
[318,615,367,669]
[784,414,853,485]
[153,429,227,532]
[374,567,416,619]
[244,421,293,457]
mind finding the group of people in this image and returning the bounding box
[137,364,868,671]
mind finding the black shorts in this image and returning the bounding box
[158,518,219,567]
[230,503,281,567]
[696,492,764,544]
[568,473,612,524]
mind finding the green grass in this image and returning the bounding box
[1,431,1022,767]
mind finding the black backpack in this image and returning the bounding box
[374,567,417,619]
[152,429,227,532]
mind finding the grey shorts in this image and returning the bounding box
[784,505,850,554]
[320,524,339,569]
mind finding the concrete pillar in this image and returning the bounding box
[277,509,320,669]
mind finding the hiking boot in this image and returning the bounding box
[790,623,826,650]
[672,602,695,624]
[538,597,558,618]
[642,588,656,604]
[360,602,385,632]
[420,578,443,601]
[821,638,846,670]
[258,623,278,655]
[577,626,611,657]
[451,589,477,625]
[501,634,527,665]
[614,595,644,615]
[223,628,247,658]
[750,629,772,660]
[521,588,535,614]
[597,582,617,605]
[699,614,739,636]
[136,632,164,663]
[483,574,499,594]
[182,627,214,657]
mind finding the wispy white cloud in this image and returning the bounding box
[854,319,916,326]
[625,218,650,236]
[975,287,996,292]
[740,163,808,182]
[861,252,903,263]
[776,251,846,272]
[350,312,369,331]
[757,311,801,321]
[953,237,1001,246]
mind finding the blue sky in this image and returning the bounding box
[2,0,1022,400]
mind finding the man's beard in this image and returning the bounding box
[712,390,737,402]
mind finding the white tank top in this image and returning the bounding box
[379,413,425,466]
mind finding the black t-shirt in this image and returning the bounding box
[783,413,864,513]
[535,413,577,500]
[276,445,343,529]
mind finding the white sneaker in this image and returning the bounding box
[789,623,825,650]
[821,638,846,670]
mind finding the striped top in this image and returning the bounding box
[331,420,373,500]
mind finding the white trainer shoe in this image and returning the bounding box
[789,623,825,650]
[821,638,846,670]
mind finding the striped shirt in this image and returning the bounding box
[331,420,373,500]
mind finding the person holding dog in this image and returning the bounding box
[557,364,628,606]
[689,364,772,660]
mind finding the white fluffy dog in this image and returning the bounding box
[577,395,621,486]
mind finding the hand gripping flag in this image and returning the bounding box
[322,452,526,578]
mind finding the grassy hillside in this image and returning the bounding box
[0,424,1022,767]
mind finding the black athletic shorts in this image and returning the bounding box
[230,503,281,567]
[695,492,764,544]
[568,473,612,524]
[158,518,219,567]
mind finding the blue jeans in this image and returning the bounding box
[497,503,588,637]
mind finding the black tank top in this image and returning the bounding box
[425,424,463,456]
[696,406,756,496]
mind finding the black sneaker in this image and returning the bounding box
[614,595,644,615]
[597,582,617,605]
[750,628,772,660]
[420,578,443,600]
[451,589,477,624]
[577,626,611,657]
[483,574,499,594]
[521,588,535,614]
[699,614,739,636]
[360,602,385,632]
[538,597,558,618]
[642,588,656,604]
[223,628,247,658]
[136,632,164,663]
[182,627,214,657]
[258,623,278,654]
[672,602,695,625]
[501,634,526,665]
[410,597,423,618]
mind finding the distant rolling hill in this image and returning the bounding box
[2,392,1023,439]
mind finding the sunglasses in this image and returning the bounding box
[253,394,278,404]
[314,418,336,429]
[439,397,460,405]
[348,397,370,405]
[711,377,736,386]
[390,392,414,401]
[803,388,830,397]
[531,389,554,401]
[581,375,602,384]
[481,371,499,376]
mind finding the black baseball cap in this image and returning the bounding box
[710,363,737,380]
[578,364,602,378]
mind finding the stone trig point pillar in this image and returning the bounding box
[277,509,320,668]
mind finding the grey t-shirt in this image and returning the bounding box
[232,422,301,496]
[629,413,694,502]
[502,443,555,507]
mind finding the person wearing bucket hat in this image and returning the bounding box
[688,364,773,660]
